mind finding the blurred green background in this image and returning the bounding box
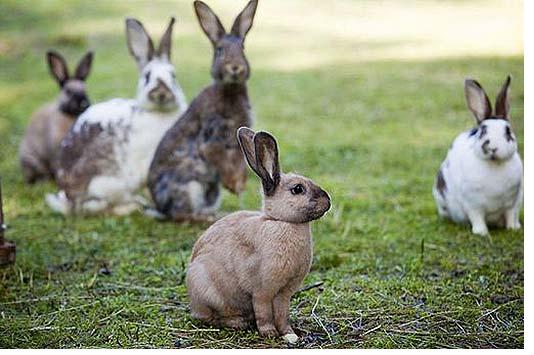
[0,0,524,348]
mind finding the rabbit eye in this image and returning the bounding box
[290,184,305,195]
[479,125,487,139]
[505,126,514,142]
[216,47,224,56]
[144,72,151,85]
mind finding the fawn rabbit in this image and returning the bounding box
[148,0,258,221]
[433,76,523,235]
[46,17,187,215]
[186,127,331,343]
[19,50,93,183]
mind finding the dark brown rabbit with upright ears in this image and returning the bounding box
[19,50,93,183]
[148,0,258,221]
[186,127,331,343]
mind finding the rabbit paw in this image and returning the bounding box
[506,220,521,230]
[472,224,489,236]
[113,203,139,216]
[223,317,251,330]
[258,325,279,338]
[282,333,299,344]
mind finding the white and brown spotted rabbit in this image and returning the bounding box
[46,17,187,215]
[186,127,331,343]
[148,0,258,221]
[19,50,93,183]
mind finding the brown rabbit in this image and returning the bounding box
[19,50,93,183]
[148,0,258,221]
[186,127,331,343]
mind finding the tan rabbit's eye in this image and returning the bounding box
[290,184,305,195]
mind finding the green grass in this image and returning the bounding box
[0,0,524,349]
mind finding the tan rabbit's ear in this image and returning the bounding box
[465,79,492,123]
[495,75,512,120]
[230,0,258,40]
[74,51,93,81]
[254,131,280,196]
[46,50,69,87]
[237,126,257,171]
[194,1,226,46]
[126,18,155,69]
[157,17,175,62]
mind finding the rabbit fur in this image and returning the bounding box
[148,0,259,221]
[186,127,331,342]
[19,50,93,184]
[46,17,187,215]
[433,76,523,235]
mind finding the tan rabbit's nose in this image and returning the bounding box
[315,188,331,211]
[314,188,330,202]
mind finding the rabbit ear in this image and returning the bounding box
[495,75,512,120]
[126,18,155,69]
[74,51,93,81]
[46,50,69,87]
[465,79,492,123]
[194,1,226,45]
[237,127,258,172]
[157,17,175,62]
[254,131,280,196]
[230,0,258,39]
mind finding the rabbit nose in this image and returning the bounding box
[483,140,498,153]
[149,79,174,103]
[318,190,331,215]
[323,191,332,208]
[226,64,244,74]
[315,189,331,207]
[320,189,331,202]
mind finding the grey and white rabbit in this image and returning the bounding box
[433,76,523,235]
[186,127,331,343]
[148,0,258,221]
[46,17,187,215]
[19,50,93,183]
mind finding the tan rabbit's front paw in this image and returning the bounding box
[282,333,299,344]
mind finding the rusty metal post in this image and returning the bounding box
[0,178,16,266]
